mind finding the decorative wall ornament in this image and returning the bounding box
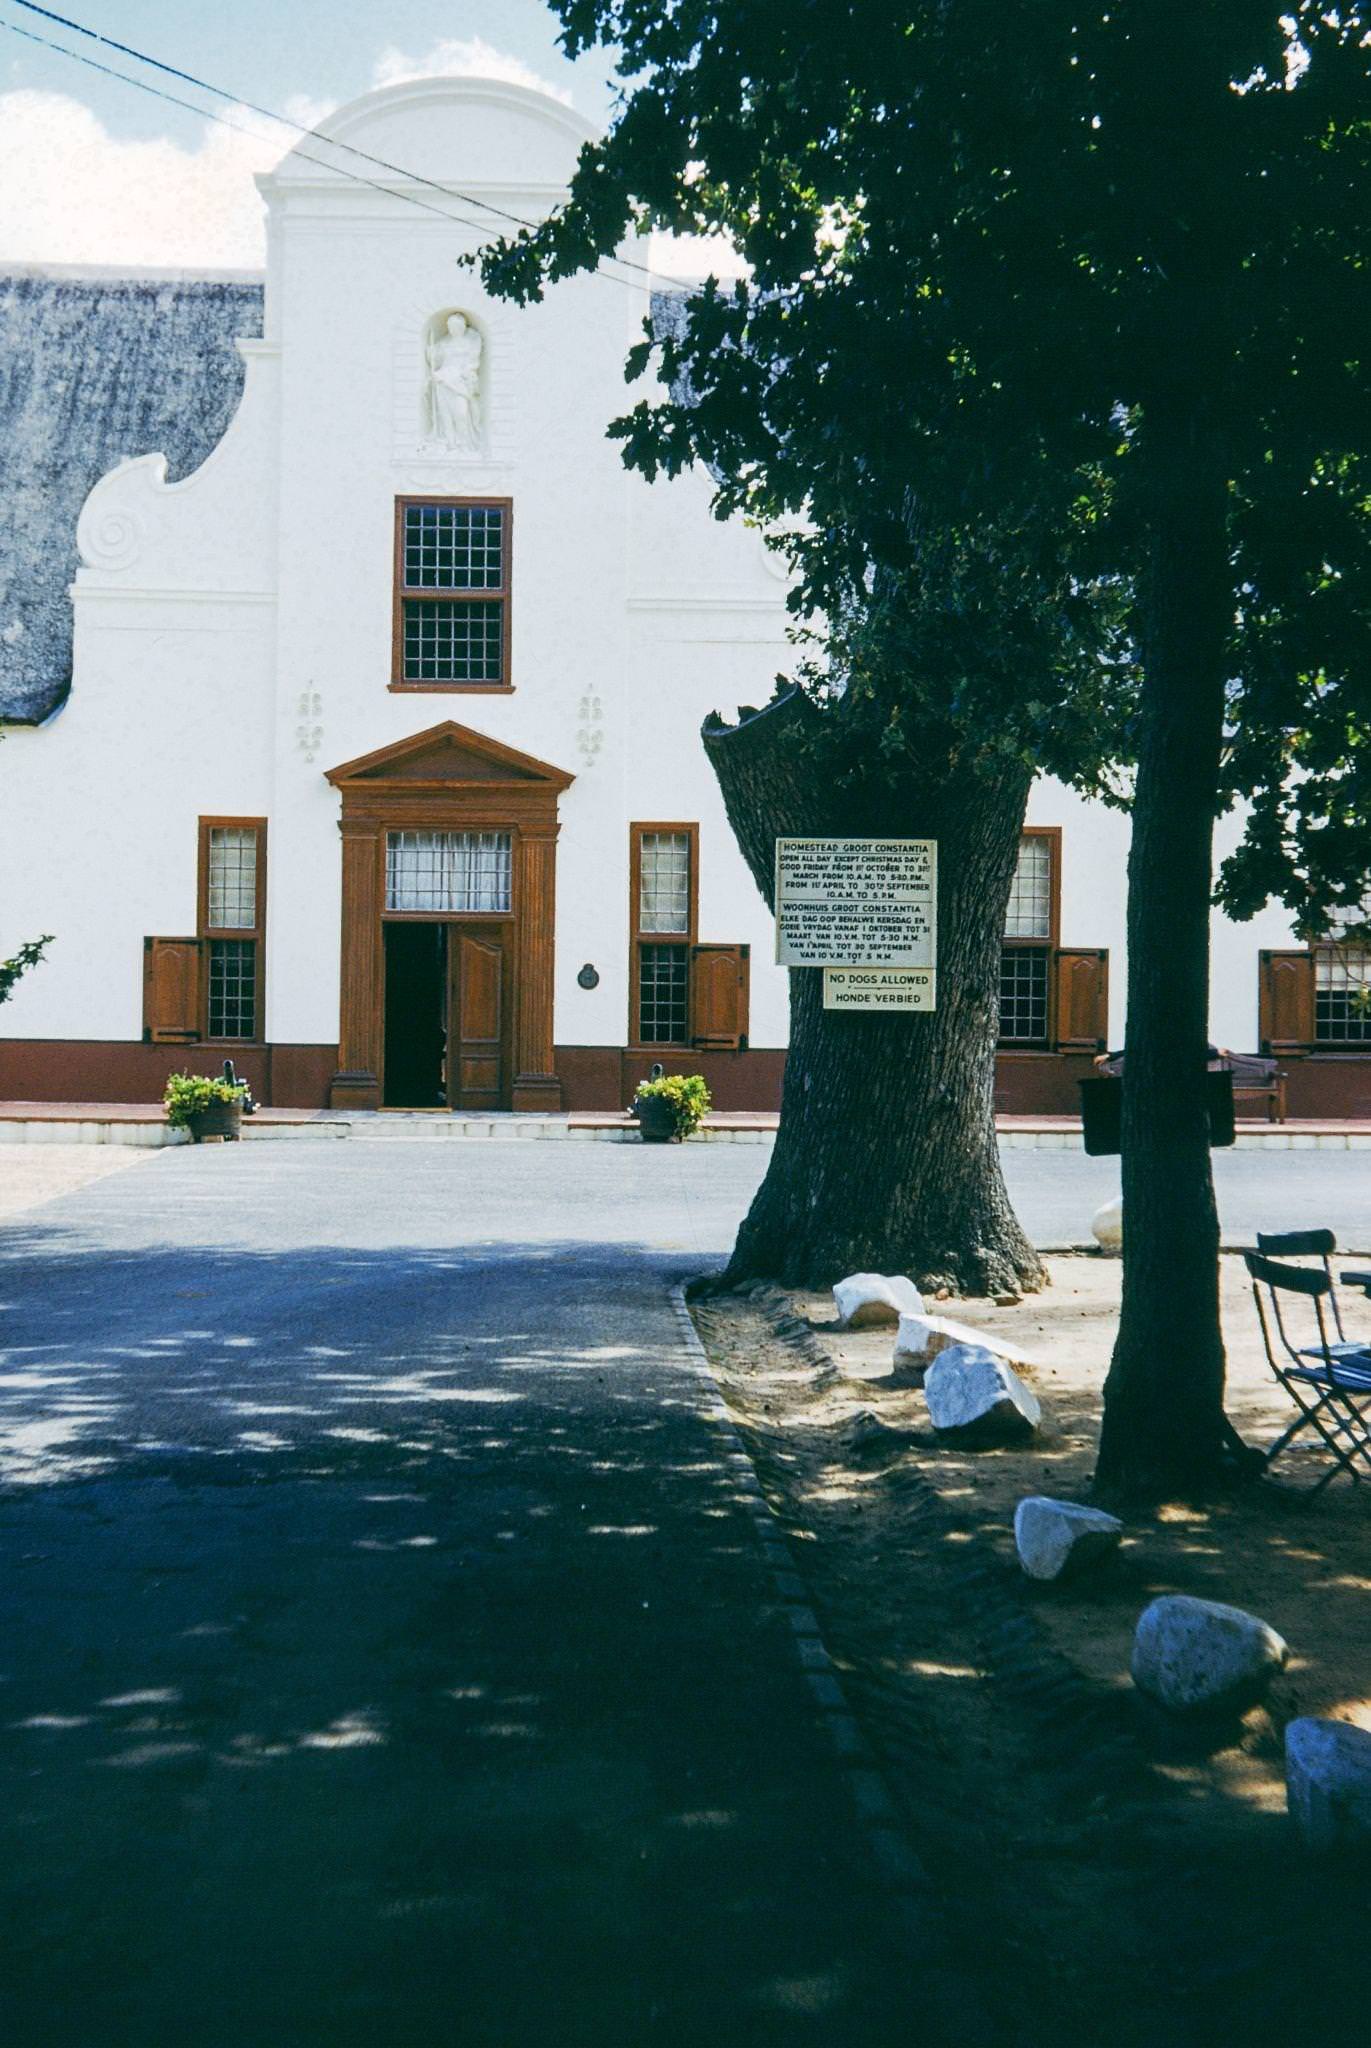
[75,452,172,573]
[575,691,605,767]
[295,686,324,763]
[424,311,483,451]
[392,290,514,470]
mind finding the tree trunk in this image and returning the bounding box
[1095,415,1233,1504]
[702,691,1044,1295]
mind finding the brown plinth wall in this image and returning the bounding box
[555,1047,789,1114]
[993,1051,1103,1117]
[9,1037,1371,1119]
[0,1041,339,1108]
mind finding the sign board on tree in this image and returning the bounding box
[774,838,937,970]
[822,967,936,1011]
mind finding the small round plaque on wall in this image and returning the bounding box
[577,963,600,990]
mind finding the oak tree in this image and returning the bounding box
[481,3,1371,1496]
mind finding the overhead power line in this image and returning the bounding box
[2,0,669,291]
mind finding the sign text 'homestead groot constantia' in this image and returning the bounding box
[773,839,938,1011]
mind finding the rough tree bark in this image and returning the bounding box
[1095,410,1233,1503]
[703,689,1044,1295]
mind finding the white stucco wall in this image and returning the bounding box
[0,74,1307,1065]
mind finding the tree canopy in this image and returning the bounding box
[481,1,1371,929]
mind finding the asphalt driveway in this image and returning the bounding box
[0,1142,928,2048]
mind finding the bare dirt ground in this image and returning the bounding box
[692,1257,1370,2048]
[0,1143,148,1222]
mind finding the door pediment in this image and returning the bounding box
[326,720,575,792]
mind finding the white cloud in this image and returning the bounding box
[0,38,569,270]
[0,88,289,268]
[371,37,572,105]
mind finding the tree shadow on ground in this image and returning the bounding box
[0,1229,925,2048]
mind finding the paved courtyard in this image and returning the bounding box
[1,1137,1367,2045]
[0,1143,931,2048]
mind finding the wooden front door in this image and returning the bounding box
[447,926,509,1110]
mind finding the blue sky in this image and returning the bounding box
[0,1,625,265]
[0,1,620,133]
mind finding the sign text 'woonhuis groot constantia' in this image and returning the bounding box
[773,839,937,1010]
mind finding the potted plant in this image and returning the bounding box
[630,1070,711,1144]
[164,1071,247,1143]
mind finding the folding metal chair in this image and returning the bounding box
[1254,1228,1370,1358]
[1243,1247,1371,1493]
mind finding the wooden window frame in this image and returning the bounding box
[391,495,514,695]
[197,816,267,1045]
[999,826,1063,1050]
[1305,937,1371,1050]
[629,822,699,1050]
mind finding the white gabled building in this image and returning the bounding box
[0,78,1364,1118]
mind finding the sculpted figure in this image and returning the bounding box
[426,313,483,449]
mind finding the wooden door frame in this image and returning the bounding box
[325,721,573,1112]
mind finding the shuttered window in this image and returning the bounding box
[997,830,1108,1051]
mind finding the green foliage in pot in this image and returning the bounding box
[633,1072,711,1140]
[163,1071,246,1128]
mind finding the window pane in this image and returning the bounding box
[403,503,504,590]
[403,598,504,683]
[208,827,257,930]
[208,938,256,1039]
[638,943,689,1043]
[999,945,1050,1043]
[639,831,691,934]
[1005,836,1052,939]
[386,831,512,913]
[1315,944,1371,1043]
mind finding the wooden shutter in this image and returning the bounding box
[690,944,750,1050]
[1259,950,1315,1051]
[143,937,203,1043]
[1054,948,1108,1051]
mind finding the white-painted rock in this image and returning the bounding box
[923,1345,1042,1443]
[1131,1595,1288,1714]
[1286,1717,1371,1853]
[1013,1496,1123,1581]
[894,1311,1033,1381]
[832,1272,925,1330]
[1091,1197,1123,1254]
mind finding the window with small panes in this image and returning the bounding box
[630,825,698,1046]
[393,498,511,690]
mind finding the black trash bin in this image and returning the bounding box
[1078,1062,1235,1157]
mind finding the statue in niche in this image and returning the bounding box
[425,312,484,450]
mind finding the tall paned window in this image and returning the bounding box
[631,825,698,1045]
[998,830,1059,1046]
[1313,943,1371,1043]
[393,498,511,690]
[198,820,266,1041]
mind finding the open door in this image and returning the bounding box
[448,927,509,1110]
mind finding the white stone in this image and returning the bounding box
[1130,1595,1288,1713]
[1285,1717,1371,1852]
[922,1345,1042,1442]
[832,1272,926,1330]
[1013,1496,1123,1581]
[1092,1196,1123,1254]
[894,1311,1033,1381]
